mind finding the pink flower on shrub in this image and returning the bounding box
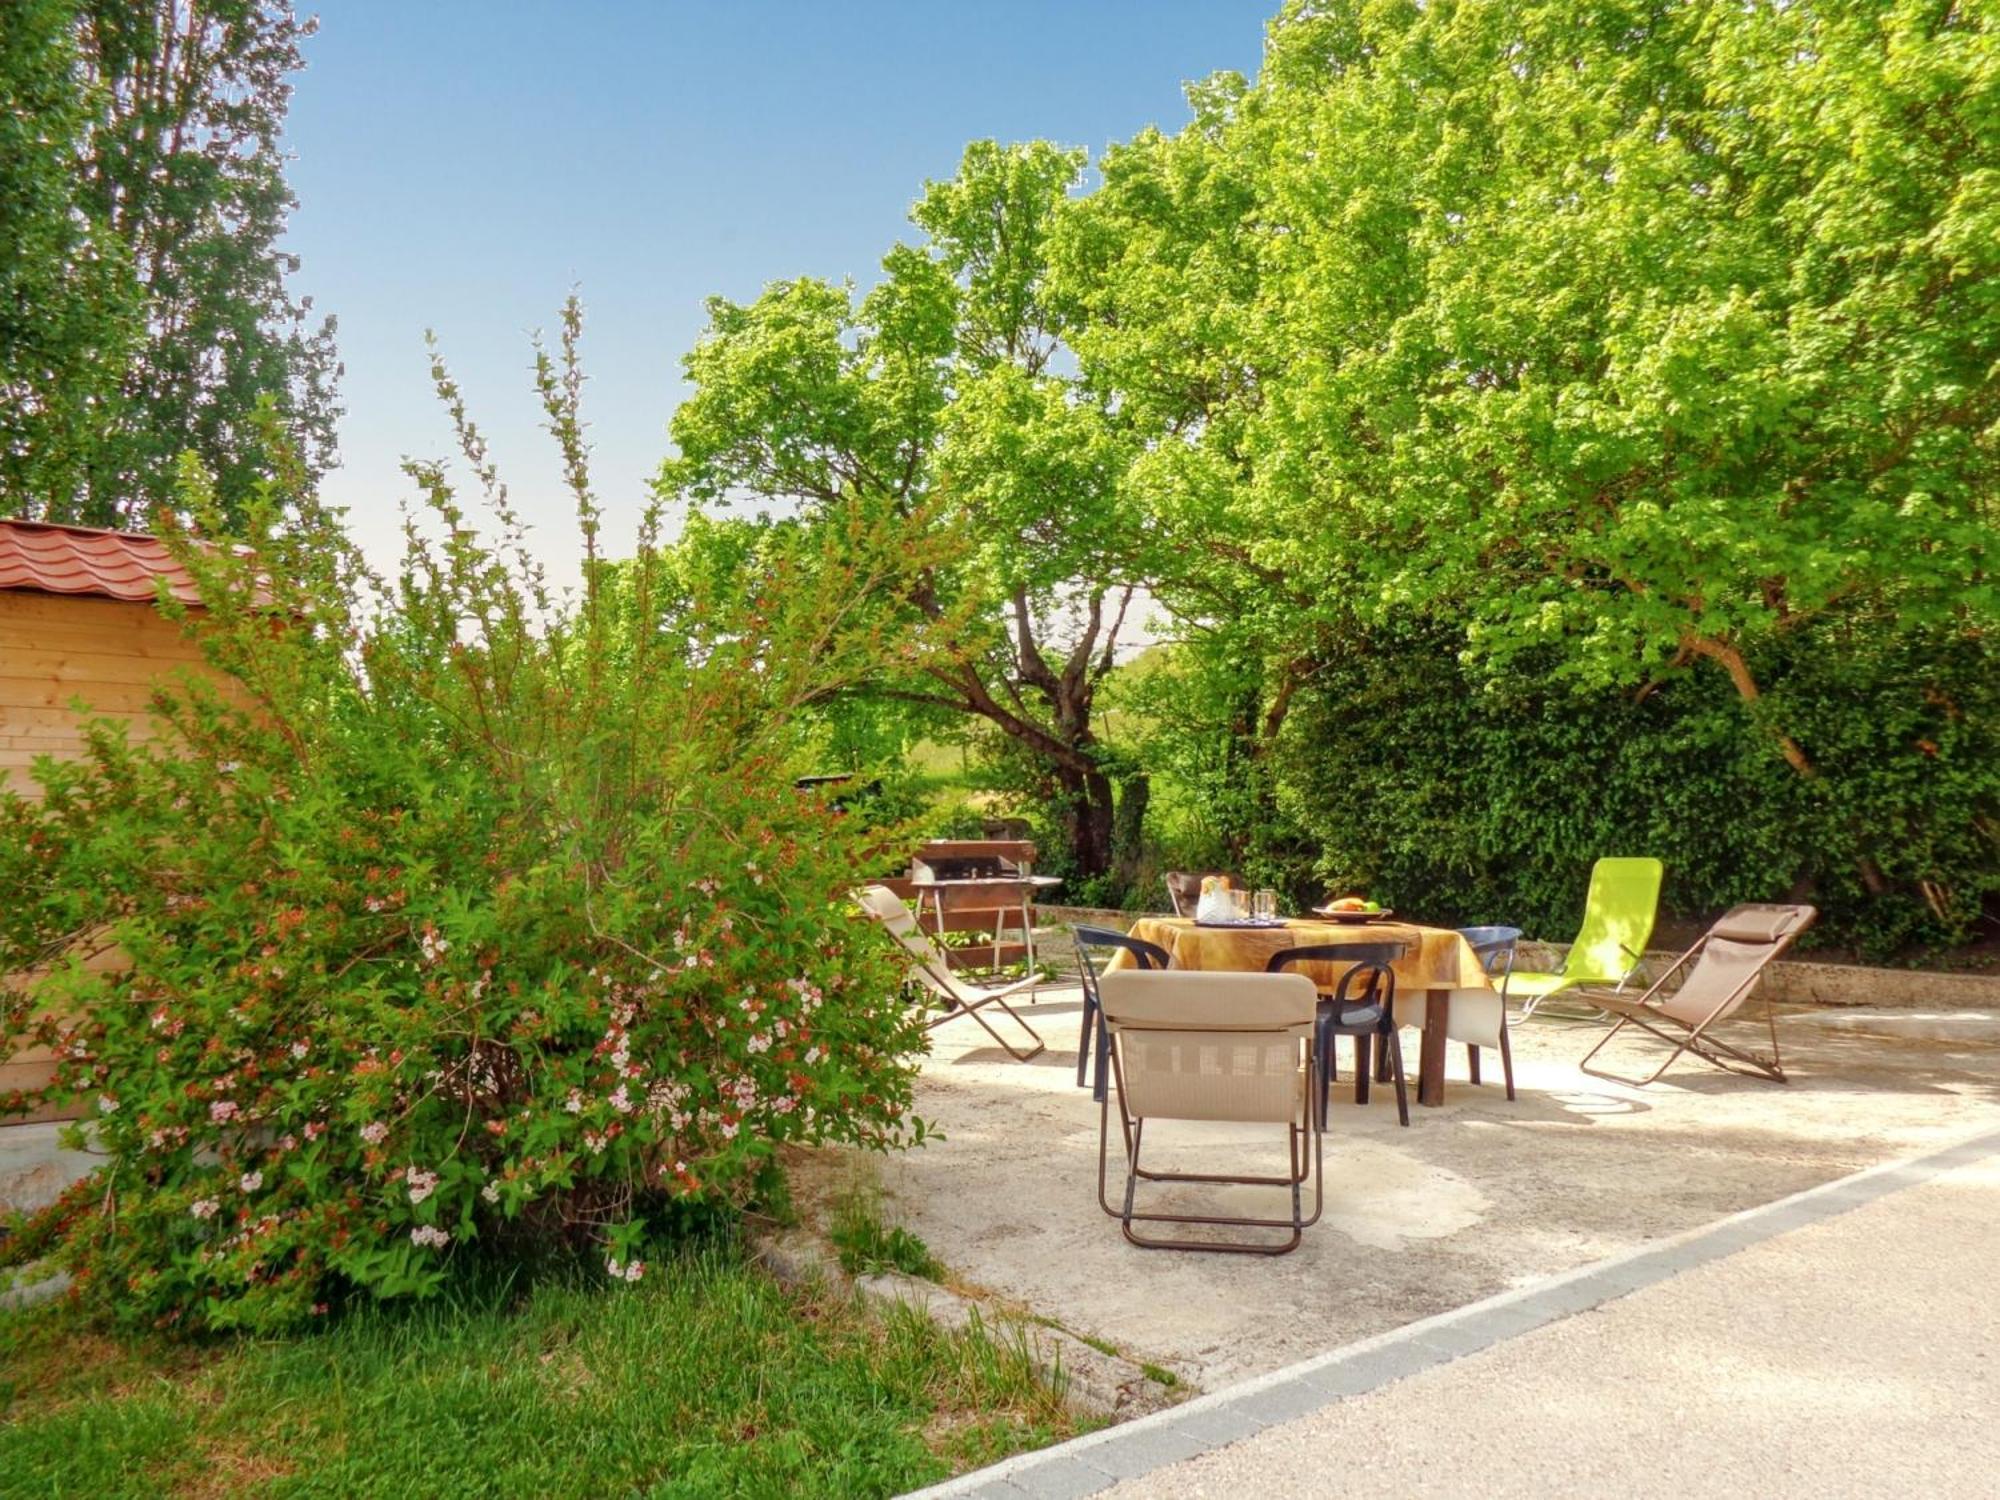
[290,1041,310,1059]
[359,1121,388,1145]
[191,1199,220,1220]
[606,1257,645,1283]
[304,1121,324,1141]
[97,1094,119,1114]
[406,1168,439,1205]
[210,1100,240,1124]
[609,1085,633,1114]
[410,1225,450,1249]
[481,1182,500,1204]
[240,1170,263,1192]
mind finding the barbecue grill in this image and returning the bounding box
[907,839,1061,972]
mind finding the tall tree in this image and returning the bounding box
[663,142,1150,883]
[1,0,338,529]
[0,0,139,510]
[1067,0,2000,903]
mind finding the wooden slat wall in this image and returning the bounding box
[1,590,226,1119]
[0,591,217,798]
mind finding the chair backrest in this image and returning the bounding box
[1073,924,1169,1005]
[1456,925,1522,979]
[1099,969,1317,1124]
[1657,903,1815,1026]
[1563,858,1664,985]
[1266,941,1408,1007]
[1164,870,1236,918]
[855,884,962,1003]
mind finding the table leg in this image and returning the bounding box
[1420,987,1449,1107]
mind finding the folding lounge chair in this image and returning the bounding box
[1097,968,1324,1255]
[855,884,1046,1062]
[1579,903,1815,1086]
[1507,857,1664,1019]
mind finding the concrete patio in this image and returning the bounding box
[800,983,2000,1391]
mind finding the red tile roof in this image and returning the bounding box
[0,519,205,605]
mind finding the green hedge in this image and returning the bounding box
[1269,619,1999,959]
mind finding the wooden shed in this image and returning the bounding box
[0,518,221,1117]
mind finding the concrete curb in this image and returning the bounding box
[749,1227,1180,1421]
[900,1123,2000,1499]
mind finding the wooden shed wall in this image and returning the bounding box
[0,589,216,794]
[1,589,224,1119]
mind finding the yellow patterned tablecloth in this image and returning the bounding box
[1113,917,1489,996]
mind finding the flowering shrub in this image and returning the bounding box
[0,310,941,1331]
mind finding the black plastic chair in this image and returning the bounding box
[1073,925,1171,1100]
[1266,942,1411,1127]
[1455,925,1522,1095]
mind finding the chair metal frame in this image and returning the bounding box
[1095,971,1325,1256]
[1072,924,1170,1101]
[1579,905,1816,1086]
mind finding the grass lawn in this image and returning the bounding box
[0,1252,1088,1498]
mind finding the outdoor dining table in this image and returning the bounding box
[1113,916,1493,1108]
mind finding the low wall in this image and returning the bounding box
[1035,904,2000,1011]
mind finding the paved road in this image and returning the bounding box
[910,1128,2000,1499]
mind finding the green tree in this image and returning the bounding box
[663,142,1150,882]
[1067,0,1999,915]
[1,0,339,528]
[0,0,139,509]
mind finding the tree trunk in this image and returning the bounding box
[1111,772,1150,891]
[1056,765,1118,883]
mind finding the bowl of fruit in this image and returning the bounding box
[1313,895,1393,924]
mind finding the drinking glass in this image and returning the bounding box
[1254,888,1279,922]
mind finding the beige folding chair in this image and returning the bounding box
[1097,968,1324,1255]
[855,885,1046,1061]
[1163,870,1237,918]
[1580,903,1815,1086]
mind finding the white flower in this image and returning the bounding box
[191,1198,220,1220]
[609,1085,633,1114]
[564,1090,584,1115]
[359,1121,388,1145]
[410,1224,451,1249]
[406,1167,439,1205]
[290,1040,310,1059]
[481,1182,500,1204]
[97,1094,119,1114]
[210,1100,240,1124]
[606,1257,646,1283]
[240,1170,263,1192]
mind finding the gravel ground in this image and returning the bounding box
[799,988,2000,1389]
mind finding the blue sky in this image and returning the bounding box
[283,1,1274,590]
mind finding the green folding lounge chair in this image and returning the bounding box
[1507,857,1664,1020]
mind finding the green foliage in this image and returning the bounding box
[1271,617,2000,956]
[662,141,1155,882]
[1,1,338,528]
[0,305,936,1333]
[829,1188,945,1281]
[0,1252,1083,1495]
[1052,0,2000,942]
